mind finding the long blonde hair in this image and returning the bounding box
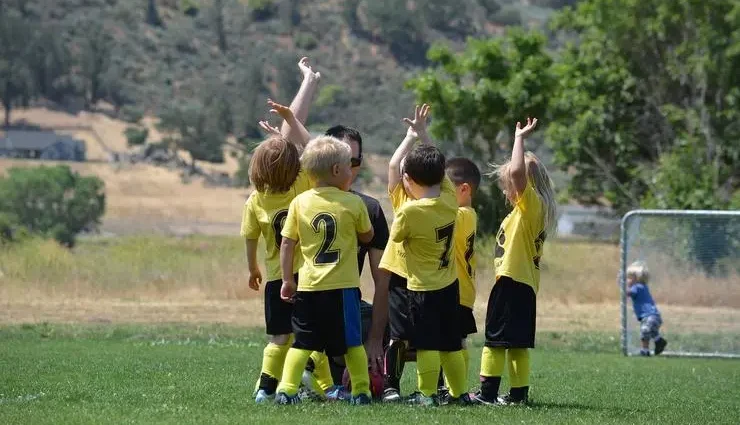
[490,151,558,235]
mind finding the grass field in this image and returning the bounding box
[0,324,738,425]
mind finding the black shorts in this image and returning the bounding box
[408,280,462,352]
[459,305,477,338]
[264,276,296,335]
[388,273,412,341]
[292,288,363,357]
[484,276,536,348]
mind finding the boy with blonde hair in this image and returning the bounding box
[276,135,375,405]
[627,261,667,356]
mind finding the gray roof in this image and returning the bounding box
[0,131,66,150]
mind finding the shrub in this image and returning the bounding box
[124,127,149,146]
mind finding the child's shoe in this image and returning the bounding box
[471,390,499,405]
[254,389,274,403]
[447,392,476,406]
[654,338,668,355]
[325,385,349,401]
[382,388,401,403]
[437,386,450,404]
[407,391,438,407]
[350,393,372,405]
[275,392,301,405]
[497,393,529,406]
[639,349,651,357]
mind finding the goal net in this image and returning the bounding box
[620,210,740,358]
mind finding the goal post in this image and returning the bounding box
[619,209,740,358]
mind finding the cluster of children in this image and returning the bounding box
[242,56,664,407]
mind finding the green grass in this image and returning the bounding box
[1,324,738,425]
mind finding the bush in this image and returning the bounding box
[124,127,149,146]
[491,6,522,26]
[234,154,251,188]
[294,32,318,50]
[119,105,145,123]
[0,165,106,248]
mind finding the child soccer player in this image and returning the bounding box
[385,104,472,406]
[275,136,375,405]
[475,117,557,406]
[627,261,668,356]
[437,157,481,398]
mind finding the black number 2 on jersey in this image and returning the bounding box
[271,209,289,248]
[311,213,340,265]
[436,222,455,269]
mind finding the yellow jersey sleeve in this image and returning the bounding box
[240,195,260,239]
[389,210,409,243]
[454,207,477,309]
[379,183,410,278]
[515,181,542,222]
[282,188,364,291]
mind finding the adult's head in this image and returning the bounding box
[325,125,363,182]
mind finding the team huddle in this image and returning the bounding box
[241,57,557,406]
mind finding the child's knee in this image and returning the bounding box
[271,334,291,346]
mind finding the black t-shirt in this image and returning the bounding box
[351,190,389,274]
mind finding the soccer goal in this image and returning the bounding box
[620,209,740,358]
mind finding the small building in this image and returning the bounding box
[0,130,86,161]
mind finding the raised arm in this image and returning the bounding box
[268,99,312,148]
[510,117,538,197]
[279,57,321,147]
[388,104,430,192]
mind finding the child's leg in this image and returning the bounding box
[384,273,411,393]
[258,334,293,394]
[384,339,407,391]
[344,345,370,397]
[507,348,530,401]
[480,347,506,400]
[308,351,335,392]
[258,279,296,396]
[416,350,441,397]
[439,350,467,398]
[276,348,312,396]
[438,338,468,391]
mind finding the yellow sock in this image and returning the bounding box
[344,345,370,397]
[462,346,470,381]
[310,351,335,392]
[480,347,506,377]
[275,348,312,396]
[508,348,530,388]
[261,342,290,380]
[416,350,441,397]
[440,350,467,398]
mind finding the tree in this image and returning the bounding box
[0,9,35,127]
[547,0,740,212]
[406,29,555,233]
[146,0,164,27]
[157,100,226,170]
[212,0,228,52]
[362,0,428,65]
[79,18,114,109]
[0,165,106,247]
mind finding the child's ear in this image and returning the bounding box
[331,163,340,176]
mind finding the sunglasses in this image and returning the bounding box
[351,157,362,168]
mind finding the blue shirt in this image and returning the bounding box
[628,283,660,320]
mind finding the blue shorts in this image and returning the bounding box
[639,315,662,340]
[291,288,362,357]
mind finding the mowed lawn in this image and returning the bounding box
[1,325,738,425]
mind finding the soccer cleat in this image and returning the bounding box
[640,349,651,357]
[437,386,450,404]
[654,338,668,355]
[325,385,349,402]
[382,388,402,403]
[275,392,301,405]
[447,392,476,406]
[350,393,372,405]
[497,393,529,406]
[254,389,274,404]
[471,390,500,406]
[406,391,438,407]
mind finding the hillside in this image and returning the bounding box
[1,0,575,155]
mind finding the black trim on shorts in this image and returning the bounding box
[459,305,477,338]
[484,276,536,348]
[264,275,296,335]
[388,273,412,341]
[408,280,462,352]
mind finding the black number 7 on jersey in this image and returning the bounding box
[436,222,455,269]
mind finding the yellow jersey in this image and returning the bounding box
[281,186,372,291]
[454,206,477,309]
[389,177,458,291]
[494,183,546,294]
[378,183,410,278]
[240,171,312,281]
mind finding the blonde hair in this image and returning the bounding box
[249,136,301,193]
[627,261,650,283]
[490,151,557,234]
[300,136,351,181]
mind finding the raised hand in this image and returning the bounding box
[267,98,295,122]
[402,104,431,139]
[258,120,281,136]
[298,57,320,82]
[515,117,538,139]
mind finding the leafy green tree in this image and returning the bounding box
[407,29,554,233]
[547,0,740,212]
[0,166,106,248]
[0,9,35,127]
[146,0,164,27]
[158,100,226,169]
[362,0,428,65]
[79,18,114,108]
